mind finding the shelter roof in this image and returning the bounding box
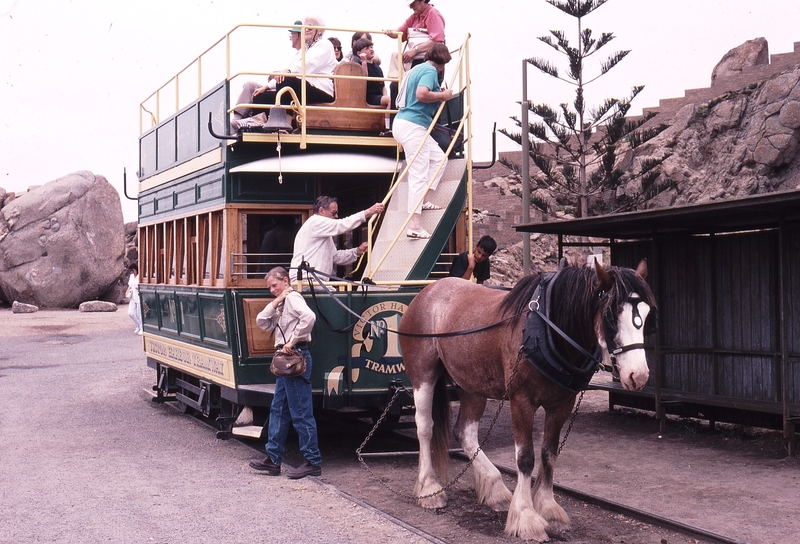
[515,190,800,239]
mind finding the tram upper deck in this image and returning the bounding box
[135,23,474,289]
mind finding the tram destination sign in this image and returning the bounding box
[145,336,235,389]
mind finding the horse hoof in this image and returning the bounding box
[506,508,549,542]
[418,491,447,509]
[545,520,571,539]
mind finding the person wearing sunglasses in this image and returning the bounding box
[328,37,344,62]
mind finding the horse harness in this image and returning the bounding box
[522,271,657,392]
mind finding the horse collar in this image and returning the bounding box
[521,271,602,393]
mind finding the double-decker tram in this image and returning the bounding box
[136,23,475,437]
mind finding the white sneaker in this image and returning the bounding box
[133,328,140,334]
[138,330,144,336]
[231,112,267,132]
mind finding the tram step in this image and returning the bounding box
[369,158,467,282]
[232,425,265,439]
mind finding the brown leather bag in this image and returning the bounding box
[270,348,307,377]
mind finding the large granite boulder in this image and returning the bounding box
[0,171,125,308]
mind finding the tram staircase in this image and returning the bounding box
[366,158,467,283]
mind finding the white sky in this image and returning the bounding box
[1,0,798,222]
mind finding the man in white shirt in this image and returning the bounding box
[289,196,384,282]
[251,16,337,109]
[232,20,304,125]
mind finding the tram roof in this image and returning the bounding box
[515,189,800,239]
[230,152,401,174]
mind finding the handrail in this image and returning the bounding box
[364,34,472,279]
[139,26,474,285]
[139,23,405,133]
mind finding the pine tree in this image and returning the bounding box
[501,0,668,217]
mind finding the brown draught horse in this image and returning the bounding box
[399,260,656,541]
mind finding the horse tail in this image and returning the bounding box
[430,373,451,481]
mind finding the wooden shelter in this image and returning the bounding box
[516,190,800,455]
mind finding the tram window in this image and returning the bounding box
[200,295,228,345]
[178,294,201,337]
[215,213,225,281]
[240,213,301,278]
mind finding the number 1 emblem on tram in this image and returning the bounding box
[328,301,408,395]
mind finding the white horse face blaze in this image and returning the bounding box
[614,296,651,390]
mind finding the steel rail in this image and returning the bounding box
[155,395,745,544]
[464,454,750,544]
[386,427,747,544]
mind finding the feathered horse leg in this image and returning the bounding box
[412,378,449,509]
[454,391,512,511]
[505,396,549,542]
[532,396,576,537]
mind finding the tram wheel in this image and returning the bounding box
[176,399,194,415]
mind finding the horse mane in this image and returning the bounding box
[498,263,657,345]
[549,268,599,348]
[604,265,657,313]
[497,273,543,321]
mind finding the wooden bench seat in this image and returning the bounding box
[304,61,386,132]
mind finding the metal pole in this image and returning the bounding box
[521,60,531,276]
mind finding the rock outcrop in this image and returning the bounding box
[476,39,800,284]
[11,301,38,314]
[79,301,118,312]
[0,171,125,308]
[623,57,800,208]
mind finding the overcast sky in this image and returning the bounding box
[1,0,798,222]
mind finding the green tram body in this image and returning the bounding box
[142,285,418,419]
[136,24,473,434]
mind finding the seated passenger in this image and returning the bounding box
[343,32,382,65]
[352,38,389,107]
[328,37,344,62]
[232,20,303,128]
[234,16,337,131]
[252,18,336,105]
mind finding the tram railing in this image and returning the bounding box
[140,25,474,285]
[230,251,460,289]
[139,23,406,138]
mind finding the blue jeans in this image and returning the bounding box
[265,345,321,467]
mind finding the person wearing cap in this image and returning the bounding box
[251,16,336,110]
[231,20,304,127]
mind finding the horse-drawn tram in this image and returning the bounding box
[135,23,473,436]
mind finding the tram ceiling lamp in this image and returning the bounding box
[263,106,293,133]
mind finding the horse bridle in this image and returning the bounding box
[600,293,658,374]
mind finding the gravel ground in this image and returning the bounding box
[2,307,798,544]
[0,308,431,544]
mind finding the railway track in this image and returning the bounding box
[171,399,747,544]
